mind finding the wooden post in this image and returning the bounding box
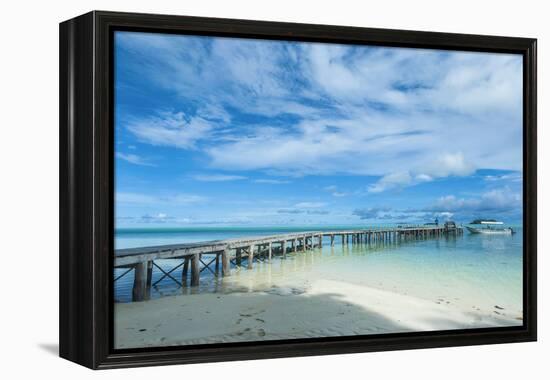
[318,234,322,248]
[145,260,153,299]
[236,248,242,266]
[132,263,147,302]
[248,245,254,269]
[282,240,286,259]
[182,257,190,286]
[222,248,231,277]
[191,254,200,287]
[268,242,273,260]
[215,253,220,273]
[132,262,148,302]
[294,238,298,253]
[331,234,334,246]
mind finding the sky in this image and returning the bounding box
[114,31,523,227]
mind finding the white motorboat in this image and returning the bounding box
[466,220,515,235]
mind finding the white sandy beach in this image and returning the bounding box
[115,278,522,349]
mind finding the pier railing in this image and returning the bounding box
[115,225,463,301]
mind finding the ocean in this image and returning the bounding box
[113,225,523,320]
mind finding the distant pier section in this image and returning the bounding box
[115,225,463,301]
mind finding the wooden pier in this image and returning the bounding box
[115,225,463,301]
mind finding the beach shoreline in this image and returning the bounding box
[115,278,522,349]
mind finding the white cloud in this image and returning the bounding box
[323,185,348,197]
[435,212,454,220]
[424,152,474,178]
[277,208,329,215]
[368,152,475,192]
[353,187,522,222]
[484,172,522,182]
[415,174,433,182]
[116,152,154,166]
[126,111,214,150]
[193,174,247,182]
[116,192,206,205]
[294,202,327,208]
[117,33,523,186]
[368,171,413,193]
[331,192,347,197]
[139,213,174,223]
[352,207,393,220]
[253,179,291,184]
[427,187,521,213]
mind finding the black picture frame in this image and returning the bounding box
[59,10,537,369]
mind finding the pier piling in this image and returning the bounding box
[248,245,254,269]
[191,254,200,287]
[222,249,230,276]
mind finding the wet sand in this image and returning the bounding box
[115,279,521,349]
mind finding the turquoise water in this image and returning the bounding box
[115,225,415,249]
[114,226,523,317]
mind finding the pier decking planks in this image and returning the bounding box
[115,226,463,301]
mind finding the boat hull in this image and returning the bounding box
[466,226,513,235]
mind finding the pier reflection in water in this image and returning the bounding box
[114,226,466,303]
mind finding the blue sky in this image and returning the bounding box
[114,31,523,227]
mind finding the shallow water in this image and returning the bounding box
[114,226,523,318]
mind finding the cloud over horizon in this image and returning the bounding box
[117,32,522,187]
[114,32,523,226]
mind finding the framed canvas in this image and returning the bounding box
[59,11,537,369]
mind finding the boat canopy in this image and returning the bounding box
[470,219,504,225]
